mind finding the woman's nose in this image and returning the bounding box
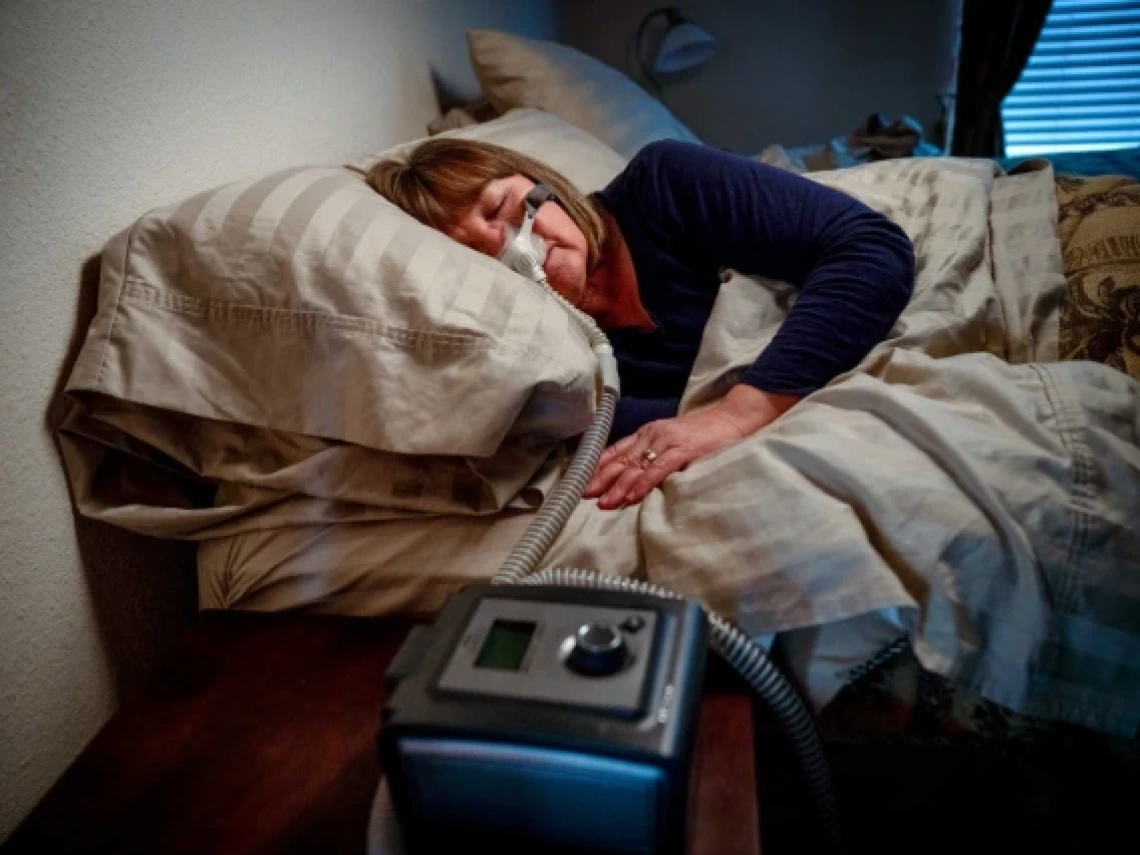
[531,206,555,240]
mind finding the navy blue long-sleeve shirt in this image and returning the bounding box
[593,140,915,442]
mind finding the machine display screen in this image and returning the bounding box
[475,620,536,671]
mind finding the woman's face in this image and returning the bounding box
[446,175,591,306]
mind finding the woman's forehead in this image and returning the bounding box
[486,174,529,192]
[468,176,523,211]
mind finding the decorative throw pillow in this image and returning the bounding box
[467,28,700,159]
[1054,173,1140,381]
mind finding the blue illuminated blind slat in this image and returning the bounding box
[1001,0,1140,156]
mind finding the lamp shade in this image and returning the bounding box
[652,20,717,74]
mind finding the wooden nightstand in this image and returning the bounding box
[5,611,759,855]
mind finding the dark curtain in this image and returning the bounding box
[951,0,1053,157]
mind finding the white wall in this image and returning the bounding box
[557,0,960,153]
[0,0,557,838]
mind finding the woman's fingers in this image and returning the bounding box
[588,445,631,493]
[588,428,654,495]
[598,448,688,509]
[596,433,638,470]
[590,422,682,507]
[589,407,762,510]
[583,457,629,498]
[597,430,665,506]
[587,445,634,495]
[597,460,647,509]
[597,441,674,509]
[618,424,664,470]
[622,448,689,505]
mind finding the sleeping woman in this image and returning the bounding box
[367,139,915,510]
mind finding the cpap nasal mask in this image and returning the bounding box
[496,184,557,283]
[498,183,622,396]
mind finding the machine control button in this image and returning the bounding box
[620,615,646,633]
[566,621,626,676]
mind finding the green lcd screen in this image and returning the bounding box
[475,620,536,671]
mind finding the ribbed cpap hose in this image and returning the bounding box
[493,386,618,586]
[492,260,620,587]
[494,264,844,852]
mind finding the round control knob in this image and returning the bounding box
[566,621,626,676]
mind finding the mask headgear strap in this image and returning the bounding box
[515,184,558,246]
[525,184,559,214]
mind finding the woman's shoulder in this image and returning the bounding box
[614,140,778,191]
[630,138,699,162]
[623,139,706,176]
[602,139,708,203]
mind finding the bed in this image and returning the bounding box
[56,28,1140,849]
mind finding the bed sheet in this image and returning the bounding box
[200,158,1140,735]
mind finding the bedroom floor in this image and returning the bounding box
[753,713,1139,854]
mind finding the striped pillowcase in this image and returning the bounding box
[63,110,622,519]
[348,107,628,193]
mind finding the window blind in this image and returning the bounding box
[1002,0,1140,156]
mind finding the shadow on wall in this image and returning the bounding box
[431,66,474,114]
[45,254,198,701]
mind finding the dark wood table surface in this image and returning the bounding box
[5,610,759,855]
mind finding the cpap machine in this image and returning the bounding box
[371,186,843,855]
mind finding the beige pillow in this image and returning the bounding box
[189,111,641,616]
[467,28,701,159]
[60,110,630,538]
[349,107,628,194]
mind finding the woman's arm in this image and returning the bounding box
[585,142,915,509]
[627,140,916,399]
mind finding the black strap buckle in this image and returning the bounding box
[524,183,558,214]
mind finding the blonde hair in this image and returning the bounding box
[366,138,608,271]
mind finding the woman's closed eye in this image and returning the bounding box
[482,186,505,218]
[491,185,528,223]
[493,193,519,224]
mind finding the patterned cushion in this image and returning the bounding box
[1054,172,1140,381]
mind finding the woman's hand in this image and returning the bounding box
[584,386,799,510]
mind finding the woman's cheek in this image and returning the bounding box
[550,256,588,305]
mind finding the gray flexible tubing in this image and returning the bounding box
[493,260,619,587]
[493,267,844,851]
[493,387,618,587]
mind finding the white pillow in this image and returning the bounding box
[467,28,701,159]
[61,110,625,530]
